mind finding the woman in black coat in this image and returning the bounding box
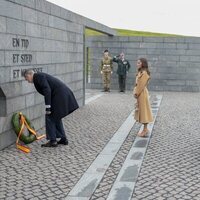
[24,70,79,147]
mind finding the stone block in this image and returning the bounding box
[26,104,44,120]
[26,23,45,38]
[163,43,176,49]
[164,37,185,43]
[0,51,4,66]
[128,37,143,42]
[36,52,52,65]
[122,42,140,48]
[30,37,44,51]
[166,80,186,86]
[7,18,26,35]
[22,6,37,23]
[185,37,200,43]
[0,16,6,33]
[0,0,22,20]
[25,93,35,107]
[140,42,164,49]
[159,55,179,61]
[76,34,84,44]
[49,16,67,31]
[50,3,61,18]
[188,43,200,50]
[177,43,188,49]
[186,49,200,56]
[54,40,66,52]
[37,11,49,26]
[186,80,200,87]
[183,85,199,92]
[43,39,55,51]
[45,26,64,41]
[22,80,35,94]
[164,49,186,56]
[34,92,44,105]
[126,48,147,55]
[180,55,200,62]
[35,0,51,14]
[0,129,16,150]
[31,116,45,131]
[0,67,11,84]
[146,48,166,55]
[6,95,26,114]
[143,37,163,43]
[1,81,22,98]
[0,33,13,50]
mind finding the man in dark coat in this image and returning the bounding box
[24,70,79,147]
[113,52,131,92]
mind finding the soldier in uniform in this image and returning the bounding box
[113,52,131,92]
[100,49,113,92]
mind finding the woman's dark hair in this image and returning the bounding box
[138,58,150,75]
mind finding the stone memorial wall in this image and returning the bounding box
[0,0,115,149]
[86,36,200,92]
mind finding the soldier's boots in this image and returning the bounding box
[103,87,110,92]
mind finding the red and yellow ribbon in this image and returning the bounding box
[16,113,45,153]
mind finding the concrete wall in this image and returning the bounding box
[0,0,116,150]
[86,36,200,92]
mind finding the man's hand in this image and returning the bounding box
[46,111,51,115]
[111,71,113,74]
[101,71,103,74]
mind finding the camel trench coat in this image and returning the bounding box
[133,71,153,123]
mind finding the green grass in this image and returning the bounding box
[85,28,183,37]
[85,28,104,36]
[115,28,183,37]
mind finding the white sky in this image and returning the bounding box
[47,0,200,37]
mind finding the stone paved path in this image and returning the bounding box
[0,91,200,200]
[132,92,200,200]
[0,91,134,200]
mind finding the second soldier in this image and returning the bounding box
[100,49,113,92]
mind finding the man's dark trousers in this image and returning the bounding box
[118,75,126,92]
[45,115,66,142]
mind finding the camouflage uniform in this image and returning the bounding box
[100,57,113,91]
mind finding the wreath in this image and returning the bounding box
[12,112,45,153]
[12,112,36,144]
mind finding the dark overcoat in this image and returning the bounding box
[33,72,79,119]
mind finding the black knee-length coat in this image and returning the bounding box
[33,72,79,119]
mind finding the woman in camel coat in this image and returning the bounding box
[133,58,153,137]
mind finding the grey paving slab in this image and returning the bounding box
[66,172,103,198]
[107,182,134,200]
[86,154,114,174]
[100,143,122,155]
[85,93,104,104]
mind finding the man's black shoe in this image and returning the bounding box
[41,141,58,147]
[58,138,68,145]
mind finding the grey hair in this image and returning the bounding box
[23,69,35,77]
